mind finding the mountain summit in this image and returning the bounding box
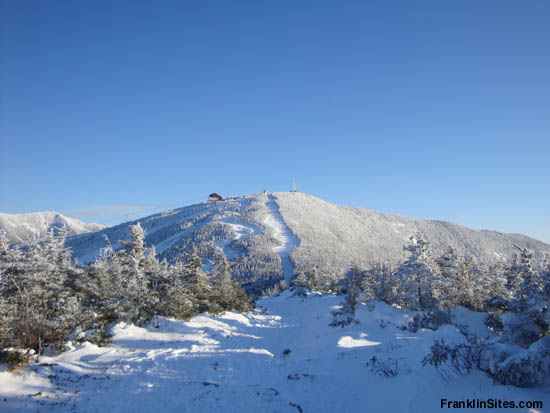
[0,211,106,244]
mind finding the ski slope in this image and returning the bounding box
[2,292,548,412]
[217,217,263,259]
[263,195,300,284]
[64,192,550,287]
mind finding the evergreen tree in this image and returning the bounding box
[116,222,158,324]
[363,264,381,302]
[306,267,318,291]
[377,262,398,304]
[210,248,248,313]
[484,262,509,308]
[395,234,437,310]
[0,231,21,350]
[504,253,523,301]
[0,229,81,355]
[183,247,211,313]
[342,266,364,314]
[163,262,195,320]
[516,248,547,335]
[291,272,309,297]
[435,247,461,308]
[87,237,122,324]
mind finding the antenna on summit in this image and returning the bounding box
[290,181,297,192]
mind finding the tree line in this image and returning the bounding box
[2,226,549,386]
[0,223,249,362]
[304,233,550,387]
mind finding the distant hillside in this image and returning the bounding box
[65,192,550,288]
[273,192,550,276]
[0,211,106,244]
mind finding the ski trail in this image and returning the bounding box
[217,217,263,259]
[263,194,300,284]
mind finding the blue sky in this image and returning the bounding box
[1,1,549,242]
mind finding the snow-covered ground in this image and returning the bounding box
[2,292,548,412]
[263,195,300,284]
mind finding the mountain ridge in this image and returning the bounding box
[0,211,107,244]
[65,192,550,287]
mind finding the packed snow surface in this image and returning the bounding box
[217,217,263,259]
[263,195,300,284]
[2,292,548,412]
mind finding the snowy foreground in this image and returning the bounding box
[1,292,548,412]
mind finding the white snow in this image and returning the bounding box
[2,293,548,412]
[65,193,550,281]
[216,217,263,259]
[273,191,550,275]
[0,211,106,244]
[263,195,300,283]
[337,334,381,348]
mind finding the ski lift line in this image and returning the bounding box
[16,196,208,242]
[95,191,279,225]
[92,196,209,225]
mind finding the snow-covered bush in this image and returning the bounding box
[485,312,504,334]
[479,337,550,387]
[422,339,480,376]
[366,355,406,377]
[290,272,309,297]
[408,308,451,332]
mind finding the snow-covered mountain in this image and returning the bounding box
[66,192,550,286]
[0,211,106,244]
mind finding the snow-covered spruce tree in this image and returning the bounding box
[81,238,126,343]
[395,234,438,310]
[306,267,318,291]
[515,248,548,337]
[362,264,381,302]
[0,231,21,351]
[483,263,509,311]
[455,255,481,309]
[504,253,523,303]
[162,261,195,320]
[210,248,248,313]
[329,266,363,327]
[344,265,364,314]
[0,229,82,356]
[479,250,549,385]
[141,246,167,321]
[291,272,309,297]
[435,247,462,309]
[182,247,211,314]
[86,225,174,328]
[377,262,398,305]
[116,222,160,325]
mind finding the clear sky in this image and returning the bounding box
[1,1,549,242]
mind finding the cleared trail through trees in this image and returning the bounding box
[217,217,263,259]
[263,194,300,284]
